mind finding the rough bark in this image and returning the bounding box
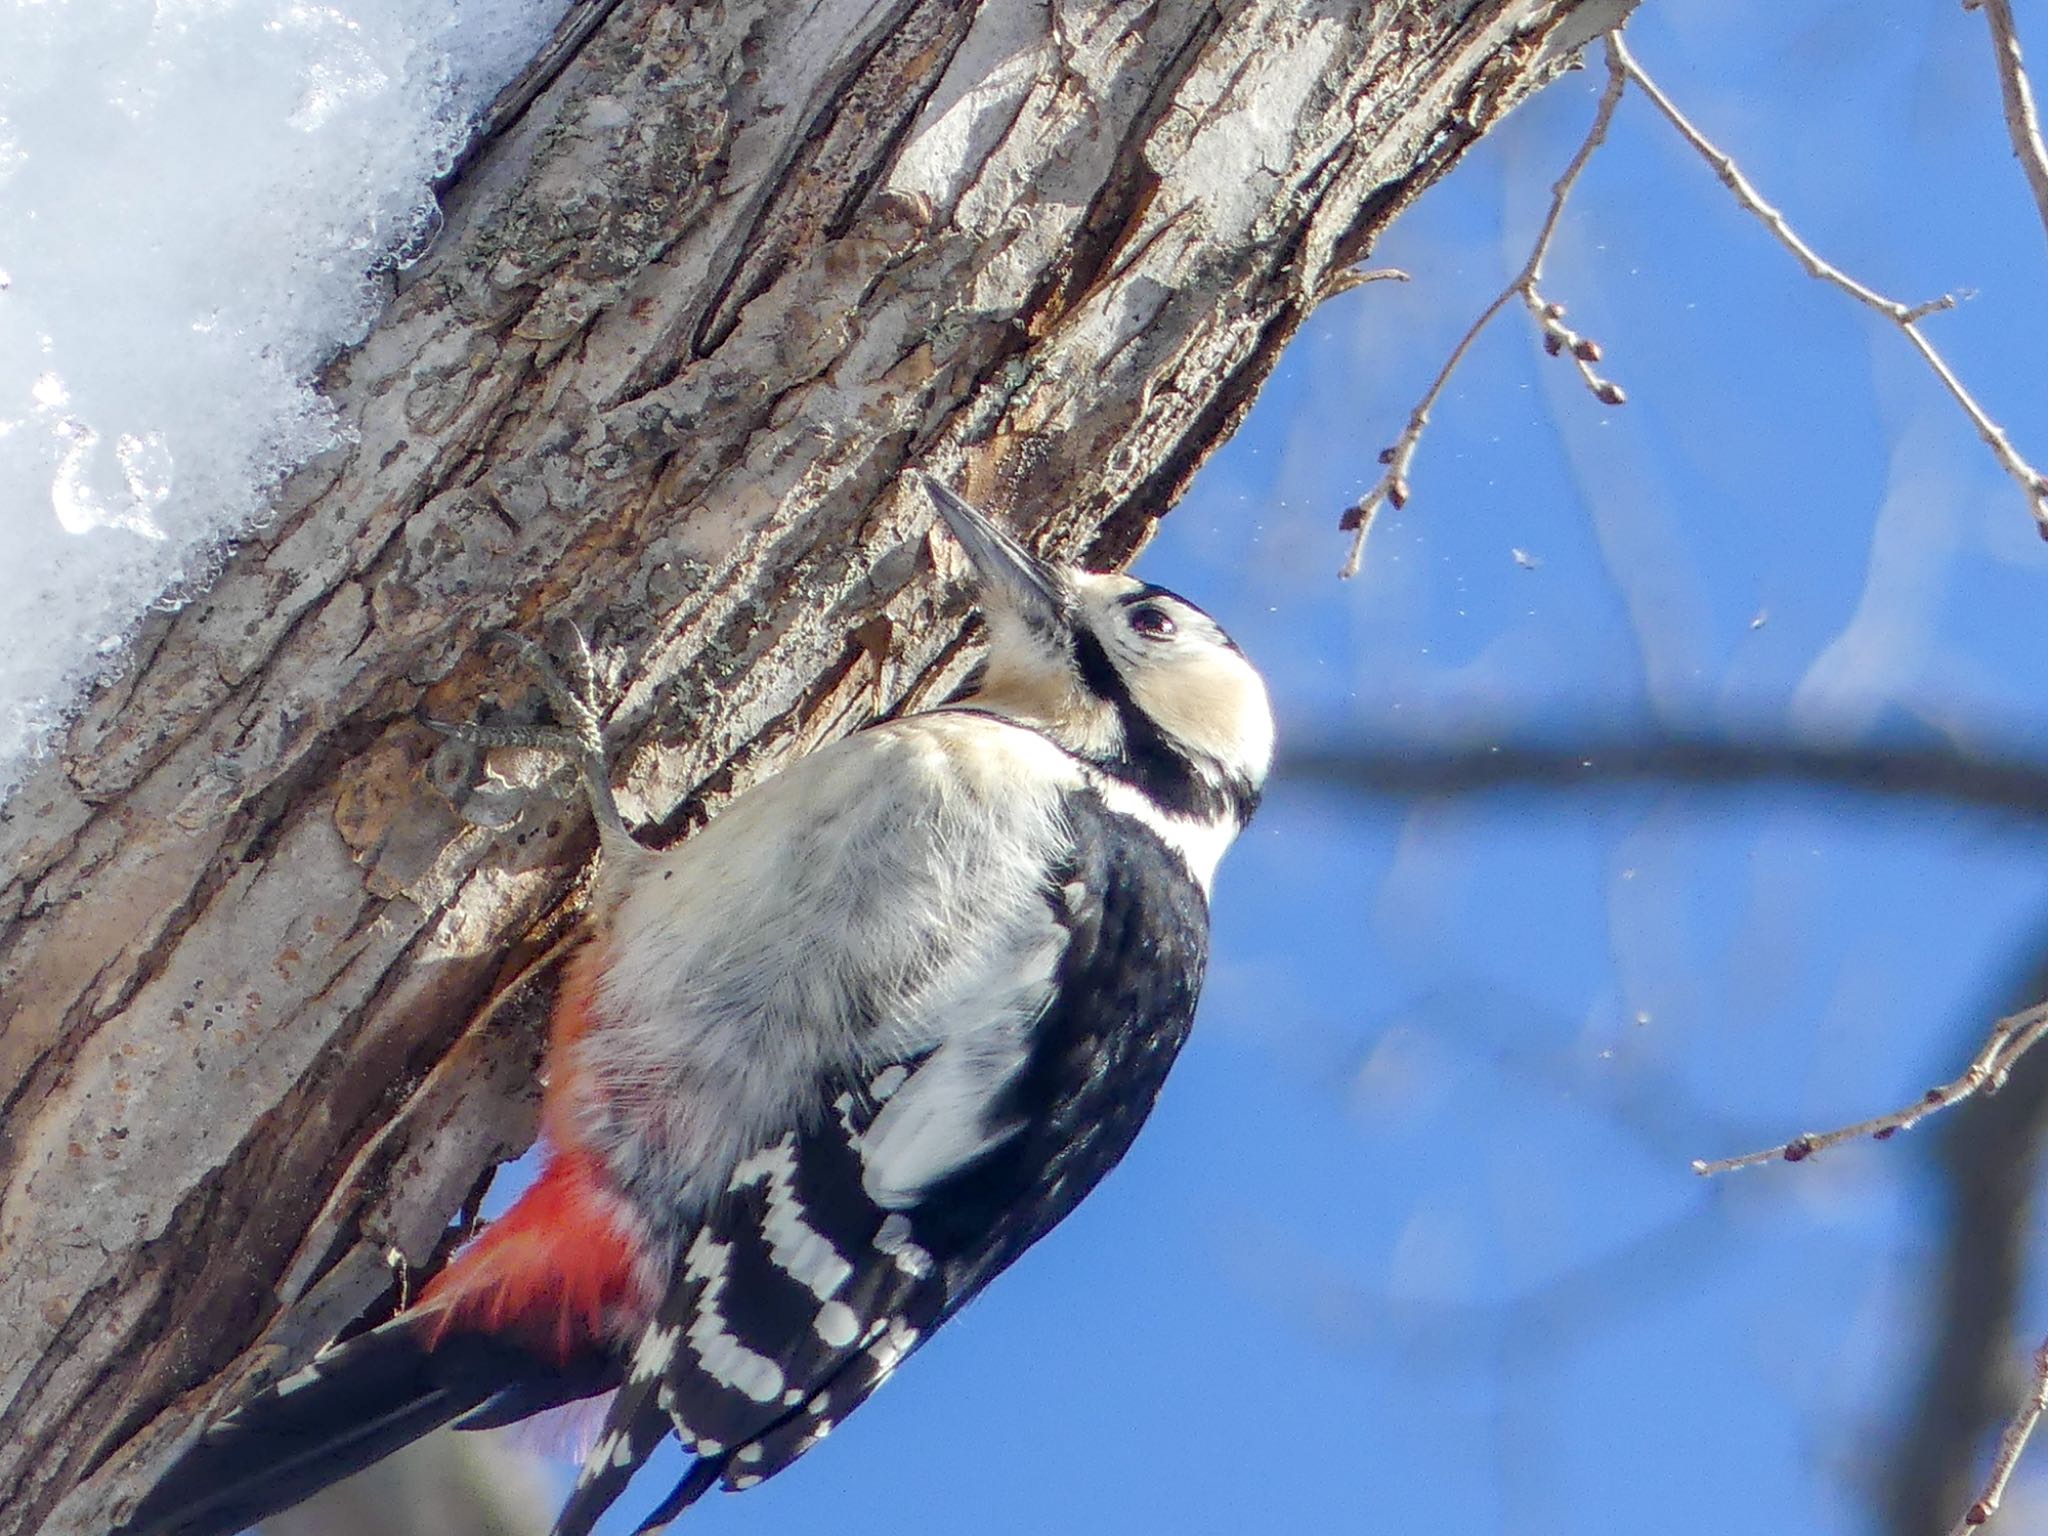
[0,2,1613,1530]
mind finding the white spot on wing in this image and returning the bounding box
[814,1299,859,1347]
[729,1135,854,1301]
[578,1431,625,1486]
[832,1092,861,1138]
[867,1317,920,1379]
[869,1064,909,1101]
[682,1229,786,1404]
[272,1363,324,1397]
[874,1213,933,1279]
[630,1323,681,1382]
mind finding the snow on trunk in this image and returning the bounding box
[0,0,569,794]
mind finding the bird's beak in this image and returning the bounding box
[915,473,1064,622]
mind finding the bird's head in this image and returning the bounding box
[918,475,1274,831]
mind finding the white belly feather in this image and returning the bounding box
[570,712,1084,1217]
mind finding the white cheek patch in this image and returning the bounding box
[1124,647,1274,787]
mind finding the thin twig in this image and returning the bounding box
[1952,1336,2048,1534]
[1611,32,2048,537]
[1691,1003,2048,1176]
[1966,0,2048,260]
[1339,47,1628,578]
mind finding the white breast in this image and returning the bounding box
[570,712,1085,1216]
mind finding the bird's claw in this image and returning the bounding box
[429,716,590,758]
[429,623,629,842]
[482,625,608,762]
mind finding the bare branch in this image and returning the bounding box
[1523,291,1626,406]
[1611,32,2048,536]
[1340,45,1627,577]
[1690,1003,2048,1176]
[1952,1337,2048,1534]
[1966,0,2048,259]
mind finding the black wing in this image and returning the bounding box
[550,796,1210,1535]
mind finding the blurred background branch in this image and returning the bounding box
[1886,943,2048,1536]
[1282,736,2048,820]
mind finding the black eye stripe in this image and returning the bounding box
[1068,628,1240,821]
[1115,585,1175,608]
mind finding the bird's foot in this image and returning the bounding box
[429,623,628,841]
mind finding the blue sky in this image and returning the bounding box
[553,3,2048,1533]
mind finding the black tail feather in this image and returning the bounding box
[452,1350,618,1432]
[631,1455,725,1534]
[119,1316,612,1536]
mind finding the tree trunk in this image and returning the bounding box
[0,2,1616,1530]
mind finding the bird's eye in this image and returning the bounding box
[1129,605,1177,641]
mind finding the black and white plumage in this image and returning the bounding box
[122,475,1273,1536]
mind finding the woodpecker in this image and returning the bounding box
[124,474,1275,1536]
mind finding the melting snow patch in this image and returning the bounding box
[0,0,568,799]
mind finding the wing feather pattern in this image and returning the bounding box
[553,794,1208,1534]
